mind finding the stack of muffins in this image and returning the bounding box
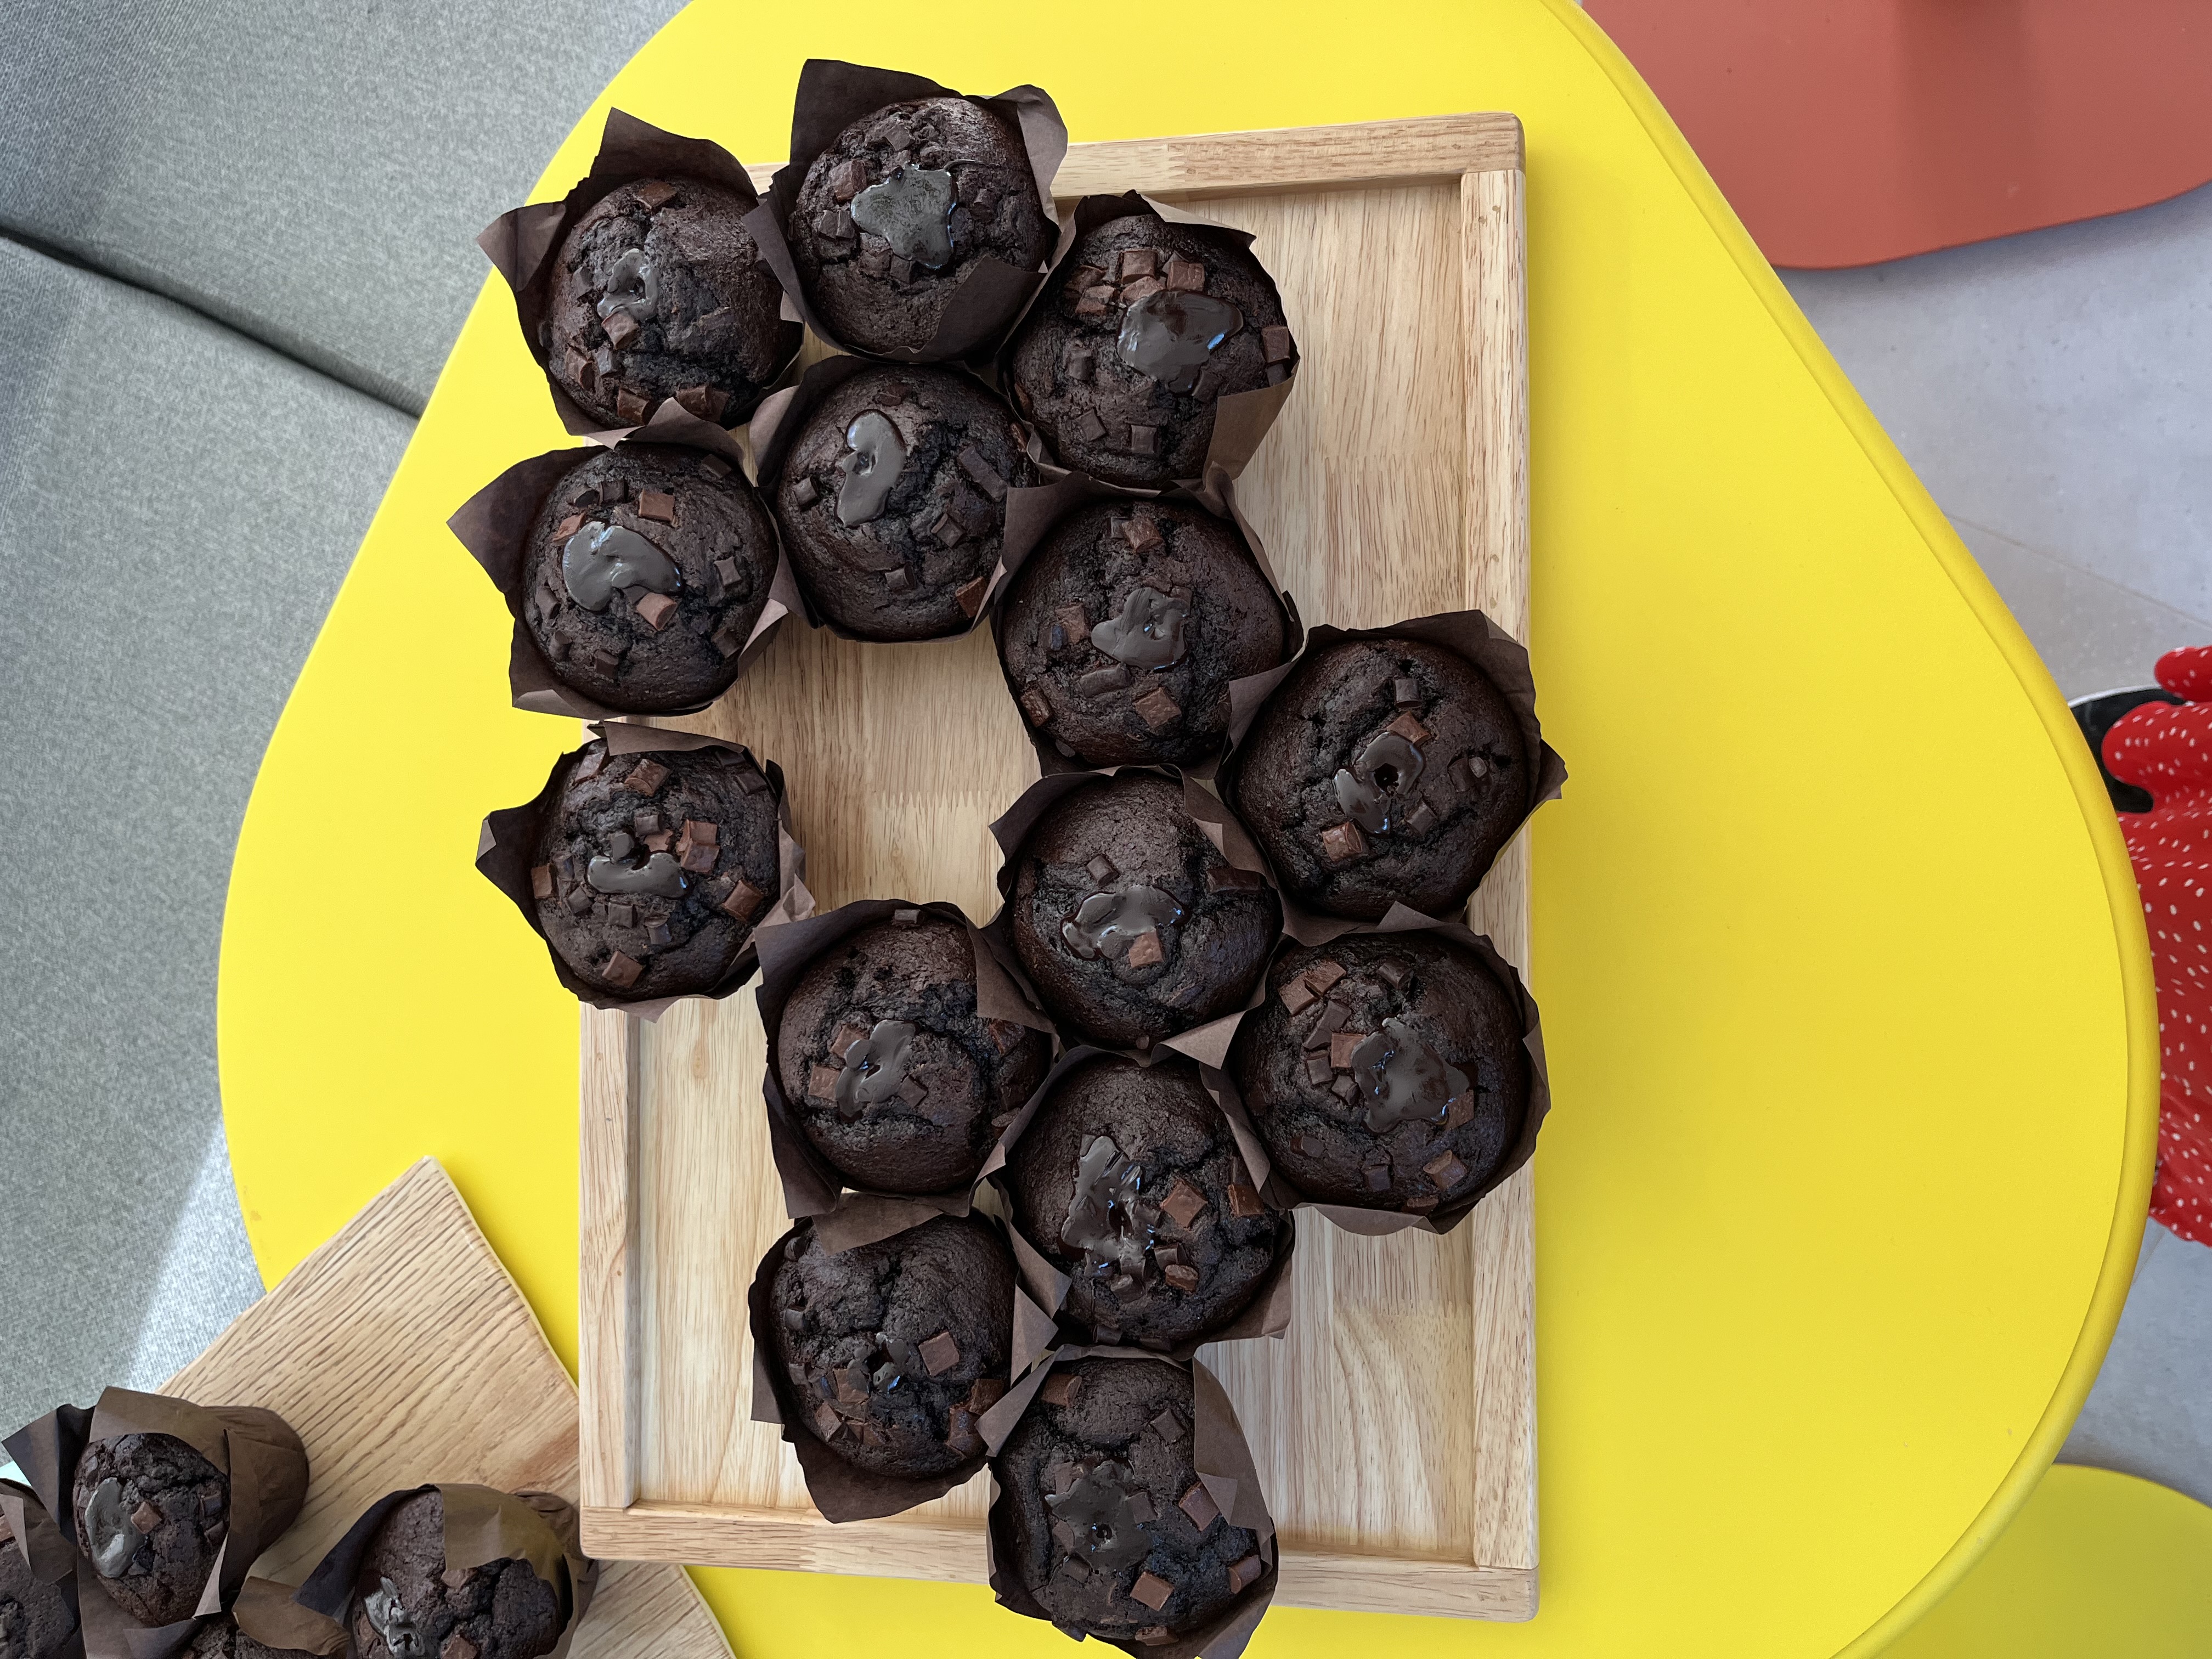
[469,59,1562,1659]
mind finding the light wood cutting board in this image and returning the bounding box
[579,111,1538,1621]
[166,1157,730,1659]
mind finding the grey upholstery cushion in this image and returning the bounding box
[0,236,410,1432]
[0,0,681,411]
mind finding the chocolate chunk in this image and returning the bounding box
[1279,974,1318,1015]
[679,817,718,849]
[1019,686,1053,726]
[1119,248,1159,280]
[589,647,623,677]
[1057,1553,1091,1583]
[1163,256,1206,292]
[813,205,856,242]
[1226,1182,1265,1217]
[1063,342,1095,382]
[672,385,729,422]
[1305,961,1347,994]
[442,1635,480,1659]
[1040,1373,1083,1407]
[648,918,673,947]
[1121,275,1165,305]
[1265,362,1289,386]
[603,310,642,351]
[857,238,892,279]
[1128,424,1160,456]
[623,758,668,795]
[1302,1002,1348,1049]
[1376,958,1408,989]
[1362,1163,1392,1193]
[1054,603,1091,648]
[889,254,915,286]
[1125,928,1165,969]
[129,1499,161,1534]
[551,512,585,542]
[1075,291,1110,319]
[699,454,733,480]
[1076,664,1131,696]
[1321,820,1368,864]
[1131,685,1180,730]
[1120,515,1165,555]
[1161,1263,1200,1293]
[567,349,595,391]
[884,567,912,593]
[616,386,652,424]
[813,1400,842,1440]
[603,951,644,989]
[1227,1553,1265,1593]
[1131,1571,1174,1611]
[1406,800,1440,836]
[1404,1193,1441,1214]
[1071,264,1109,291]
[530,864,555,901]
[948,484,996,535]
[635,591,678,631]
[1260,324,1295,363]
[1086,855,1118,885]
[1126,1489,1158,1526]
[1192,365,1222,403]
[592,343,618,381]
[829,157,867,201]
[1442,1091,1476,1130]
[722,878,767,922]
[1392,676,1421,708]
[1330,1074,1359,1103]
[1304,1050,1335,1088]
[1179,1481,1222,1530]
[1136,1627,1173,1646]
[918,1330,961,1375]
[1386,711,1432,746]
[964,1376,1006,1414]
[1071,409,1109,444]
[1159,1177,1209,1229]
[1424,1150,1469,1188]
[955,574,991,618]
[945,1409,983,1458]
[607,901,635,928]
[956,444,1008,501]
[634,179,679,211]
[1206,864,1265,893]
[566,886,593,916]
[637,490,678,525]
[680,841,716,874]
[634,810,663,835]
[1329,1028,1364,1070]
[712,621,746,658]
[792,475,820,510]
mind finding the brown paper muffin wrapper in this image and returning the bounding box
[5,1390,309,1659]
[999,191,1300,493]
[475,721,814,1019]
[990,467,1303,781]
[974,1045,1295,1362]
[746,356,1034,640]
[744,60,1068,365]
[479,108,803,443]
[1198,904,1551,1239]
[449,423,800,720]
[229,1579,346,1657]
[1219,606,1568,943]
[297,1486,596,1659]
[980,1348,1277,1659]
[745,1206,1059,1523]
[755,896,1056,1222]
[0,1474,83,1659]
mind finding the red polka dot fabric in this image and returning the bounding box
[2105,644,2212,1246]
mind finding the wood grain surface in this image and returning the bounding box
[167,1159,731,1659]
[584,115,1538,1621]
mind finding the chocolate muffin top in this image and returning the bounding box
[1006,774,1280,1051]
[776,913,1052,1194]
[1006,1055,1282,1348]
[768,1216,1016,1481]
[1228,933,1528,1214]
[0,1510,76,1659]
[790,97,1053,357]
[531,740,782,1001]
[997,499,1288,768]
[995,1358,1264,1644]
[72,1432,226,1627]
[545,176,796,429]
[1007,213,1296,489]
[1228,637,1528,921]
[770,365,1034,640]
[520,444,778,713]
[350,1492,560,1659]
[187,1615,318,1659]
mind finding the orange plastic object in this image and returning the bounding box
[1587,0,2212,267]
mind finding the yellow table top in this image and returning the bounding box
[216,1,2158,1654]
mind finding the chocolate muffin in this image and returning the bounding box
[777,913,1052,1193]
[1006,1055,1281,1348]
[1006,774,1279,1050]
[768,1216,1016,1480]
[789,97,1054,356]
[1229,637,1528,921]
[1229,934,1528,1214]
[349,1492,560,1659]
[771,365,1033,640]
[997,500,1288,768]
[545,176,794,430]
[71,1432,225,1626]
[187,1614,318,1659]
[1007,214,1296,488]
[521,444,779,712]
[996,1358,1264,1644]
[532,740,782,1001]
[0,1509,75,1659]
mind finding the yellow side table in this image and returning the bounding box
[217,2,2157,1654]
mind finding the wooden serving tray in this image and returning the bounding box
[167,1159,731,1657]
[578,112,1537,1622]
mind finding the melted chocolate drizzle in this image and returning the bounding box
[596,248,659,323]
[1116,290,1244,392]
[851,166,957,268]
[1349,1016,1469,1131]
[1046,1459,1154,1573]
[1061,885,1184,962]
[563,522,680,613]
[833,1018,917,1116]
[836,410,907,526]
[588,829,688,898]
[1333,730,1427,834]
[1088,586,1188,670]
[1062,1134,1153,1281]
